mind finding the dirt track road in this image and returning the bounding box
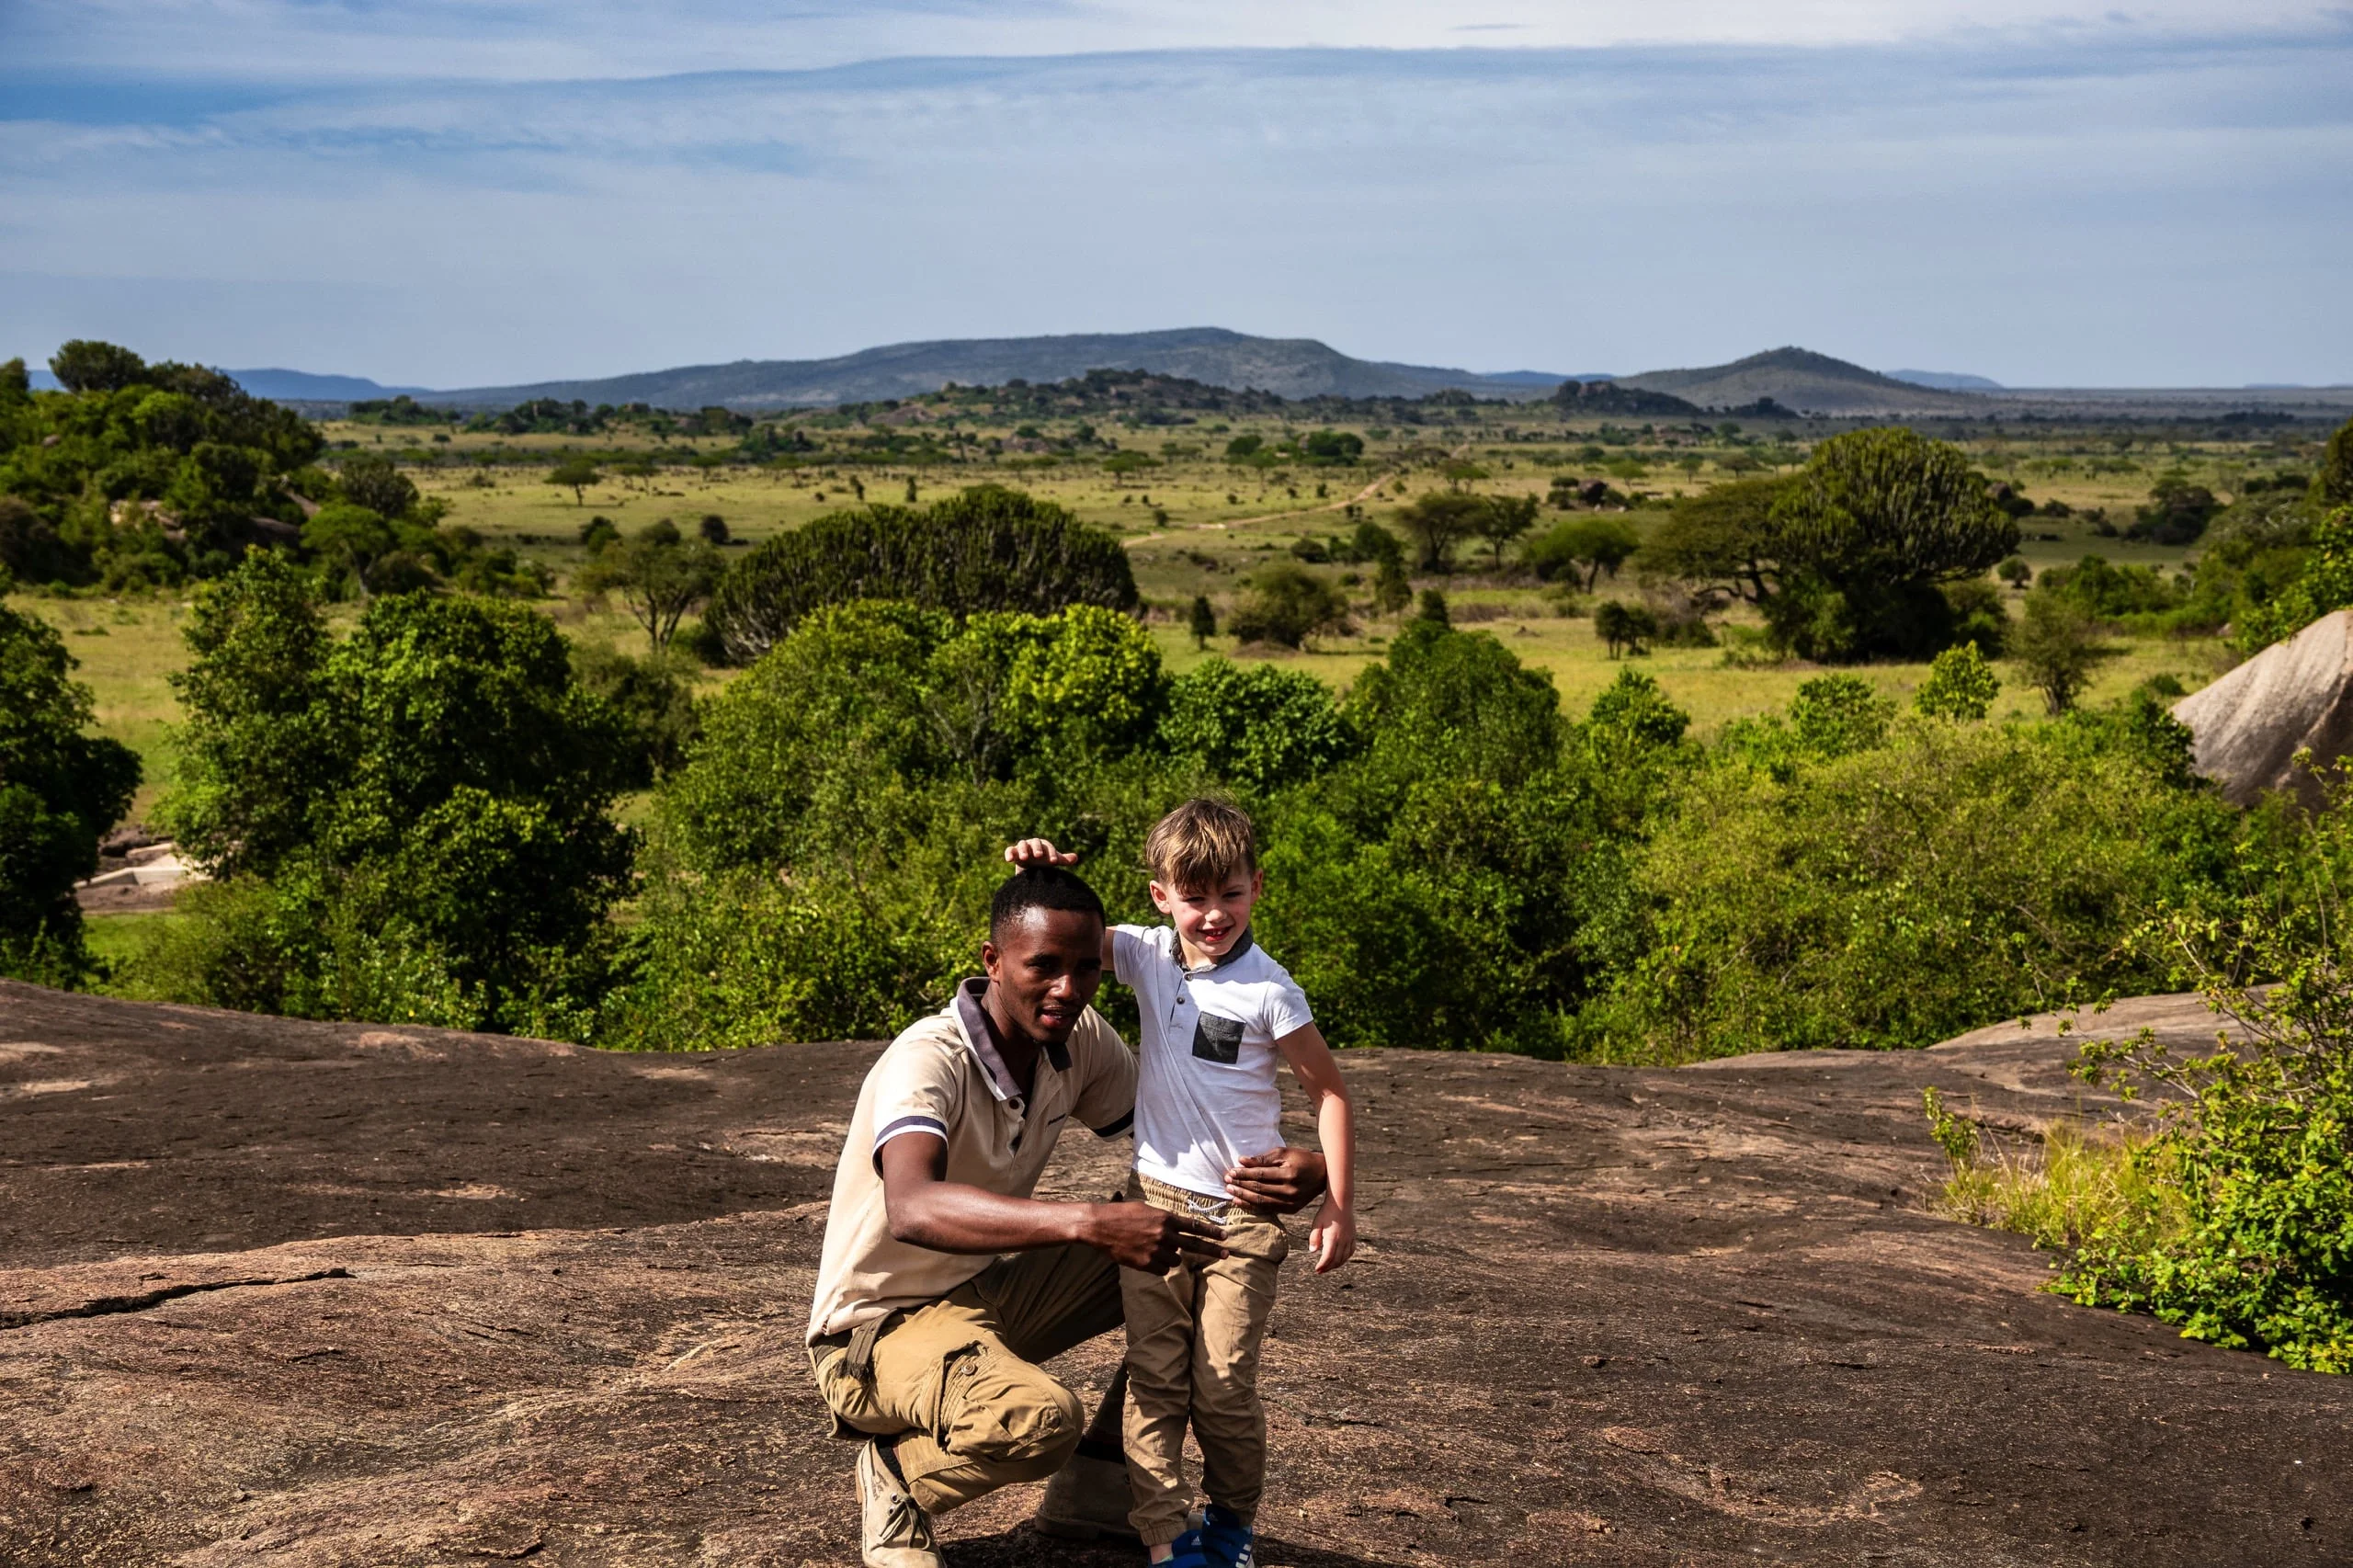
[0,983,2344,1565]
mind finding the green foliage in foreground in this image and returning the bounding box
[703,484,1138,664]
[142,553,635,1032]
[0,600,141,984]
[2057,812,2353,1372]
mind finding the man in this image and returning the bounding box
[806,865,1327,1566]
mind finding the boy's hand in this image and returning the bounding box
[1081,1201,1226,1272]
[1004,838,1079,869]
[1309,1199,1356,1273]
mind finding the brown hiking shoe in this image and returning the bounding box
[857,1439,940,1568]
[1033,1444,1142,1544]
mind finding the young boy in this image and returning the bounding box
[1006,800,1356,1568]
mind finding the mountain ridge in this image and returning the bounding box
[1619,347,1987,415]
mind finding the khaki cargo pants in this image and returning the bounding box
[808,1242,1123,1516]
[1121,1172,1290,1546]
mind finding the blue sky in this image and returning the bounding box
[4,2,2348,389]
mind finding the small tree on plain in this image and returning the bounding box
[2012,589,2118,714]
[1188,594,1218,651]
[699,513,730,545]
[1915,642,2002,722]
[1473,495,1540,572]
[575,521,722,653]
[1372,559,1411,617]
[547,457,601,506]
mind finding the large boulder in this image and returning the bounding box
[2174,608,2353,807]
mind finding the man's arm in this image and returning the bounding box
[1004,838,1117,971]
[880,1132,1223,1271]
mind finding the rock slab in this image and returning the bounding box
[0,983,2346,1566]
[2175,608,2353,808]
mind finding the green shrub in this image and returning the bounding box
[1915,642,2000,722]
[1226,562,1349,649]
[1590,715,2245,1062]
[702,484,1137,664]
[2065,843,2353,1369]
[0,601,141,985]
[1159,659,1353,794]
[145,554,635,1031]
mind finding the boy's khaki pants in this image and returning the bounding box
[809,1241,1123,1515]
[1120,1172,1290,1547]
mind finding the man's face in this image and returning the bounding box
[1151,867,1262,964]
[983,907,1105,1048]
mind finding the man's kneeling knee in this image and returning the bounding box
[940,1346,1085,1481]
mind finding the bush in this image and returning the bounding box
[703,484,1138,664]
[146,555,636,1031]
[1589,714,2245,1062]
[0,602,141,985]
[1915,642,2000,722]
[570,643,702,782]
[2014,585,2120,714]
[1159,660,1354,794]
[1227,562,1350,649]
[2063,822,2353,1370]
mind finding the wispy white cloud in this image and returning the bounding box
[1,13,2347,386]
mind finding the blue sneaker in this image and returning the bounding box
[1162,1527,1211,1568]
[1201,1506,1256,1568]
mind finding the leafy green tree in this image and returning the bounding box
[337,452,421,520]
[1226,562,1350,649]
[2013,585,2120,714]
[301,503,398,596]
[1345,518,1404,569]
[1528,515,1641,590]
[570,643,702,783]
[705,484,1137,664]
[2319,417,2353,508]
[1160,659,1354,793]
[1915,642,2000,722]
[2130,476,2222,545]
[1302,429,1363,464]
[575,520,722,654]
[699,512,730,545]
[580,515,620,552]
[152,556,636,1031]
[1996,555,2032,589]
[1371,559,1412,617]
[1395,492,1485,571]
[1187,594,1217,650]
[1594,600,1657,657]
[1764,426,2020,661]
[1643,476,1788,606]
[547,456,602,505]
[1472,494,1540,571]
[1415,588,1449,626]
[48,339,148,394]
[0,603,141,985]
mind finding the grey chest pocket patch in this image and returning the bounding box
[1192,1013,1245,1064]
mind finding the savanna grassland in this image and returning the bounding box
[258,386,2294,735]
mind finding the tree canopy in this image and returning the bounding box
[703,484,1138,664]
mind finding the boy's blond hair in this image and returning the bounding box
[1144,799,1257,893]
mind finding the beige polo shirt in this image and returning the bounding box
[805,978,1138,1344]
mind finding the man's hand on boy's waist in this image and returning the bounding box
[1222,1148,1328,1213]
[1080,1201,1227,1271]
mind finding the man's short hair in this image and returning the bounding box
[1144,798,1257,893]
[990,864,1107,941]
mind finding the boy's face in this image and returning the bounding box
[1151,865,1262,964]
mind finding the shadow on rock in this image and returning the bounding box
[946,1527,1409,1568]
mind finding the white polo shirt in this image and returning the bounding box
[805,978,1137,1343]
[1112,924,1314,1200]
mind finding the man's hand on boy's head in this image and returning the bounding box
[1004,838,1080,869]
[1222,1148,1328,1213]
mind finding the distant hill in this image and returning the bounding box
[1885,369,2006,392]
[430,328,1570,410]
[23,366,431,401]
[1620,347,1986,415]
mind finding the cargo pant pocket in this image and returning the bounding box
[936,1341,1084,1472]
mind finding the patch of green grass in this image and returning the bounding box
[82,910,185,994]
[1923,1087,2183,1255]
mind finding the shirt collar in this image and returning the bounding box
[949,977,1070,1105]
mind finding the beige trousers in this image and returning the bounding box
[809,1241,1123,1516]
[1120,1172,1290,1546]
